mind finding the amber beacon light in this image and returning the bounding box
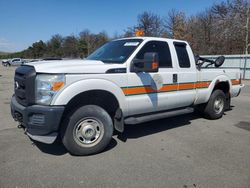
[135,29,145,37]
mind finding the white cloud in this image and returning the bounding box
[0,38,25,52]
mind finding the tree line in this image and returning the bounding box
[1,0,249,59]
[2,30,109,59]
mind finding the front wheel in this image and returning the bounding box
[61,105,113,155]
[203,90,226,119]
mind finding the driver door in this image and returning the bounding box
[126,40,180,116]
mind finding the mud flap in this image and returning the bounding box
[225,93,231,110]
[114,108,124,132]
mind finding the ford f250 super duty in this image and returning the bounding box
[11,37,244,155]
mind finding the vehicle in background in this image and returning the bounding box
[1,58,26,66]
[42,57,62,61]
[10,58,25,66]
[1,57,63,66]
[29,59,41,63]
[1,59,10,66]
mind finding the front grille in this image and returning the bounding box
[14,65,36,106]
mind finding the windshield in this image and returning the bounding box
[87,39,143,63]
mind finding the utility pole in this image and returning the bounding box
[244,7,250,79]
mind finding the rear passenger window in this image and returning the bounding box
[174,43,190,68]
[136,41,172,68]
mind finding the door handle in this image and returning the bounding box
[173,74,178,83]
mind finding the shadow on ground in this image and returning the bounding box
[117,112,202,142]
[32,109,234,156]
[33,137,118,156]
[32,140,68,156]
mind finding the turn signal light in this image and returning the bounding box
[52,82,65,91]
[152,62,158,70]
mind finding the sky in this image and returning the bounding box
[0,0,222,52]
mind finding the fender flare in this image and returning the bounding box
[51,79,128,116]
[204,75,231,102]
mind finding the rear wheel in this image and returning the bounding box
[202,90,226,119]
[61,105,113,155]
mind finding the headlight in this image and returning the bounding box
[35,74,65,105]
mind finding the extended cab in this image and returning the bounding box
[10,37,244,155]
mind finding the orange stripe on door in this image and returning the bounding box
[122,86,155,95]
[195,81,211,88]
[160,84,178,92]
[122,81,212,96]
[179,83,195,90]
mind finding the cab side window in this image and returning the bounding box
[136,41,172,68]
[174,42,190,68]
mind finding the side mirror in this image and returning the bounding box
[214,56,225,67]
[131,52,159,73]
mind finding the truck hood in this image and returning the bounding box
[26,59,126,74]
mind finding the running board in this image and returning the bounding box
[124,107,194,125]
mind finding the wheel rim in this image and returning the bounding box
[73,118,104,147]
[214,97,224,114]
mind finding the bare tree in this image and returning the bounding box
[46,34,63,57]
[124,11,165,37]
[79,30,108,55]
[62,35,79,58]
[184,0,249,55]
[79,30,94,56]
[137,12,164,36]
[164,9,187,39]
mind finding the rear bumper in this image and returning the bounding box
[236,84,244,97]
[231,84,244,98]
[10,95,64,143]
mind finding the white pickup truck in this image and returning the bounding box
[11,37,244,155]
[2,58,25,66]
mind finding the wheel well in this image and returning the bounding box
[63,90,120,120]
[213,81,231,109]
[213,81,230,94]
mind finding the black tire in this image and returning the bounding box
[203,90,226,119]
[61,105,113,156]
